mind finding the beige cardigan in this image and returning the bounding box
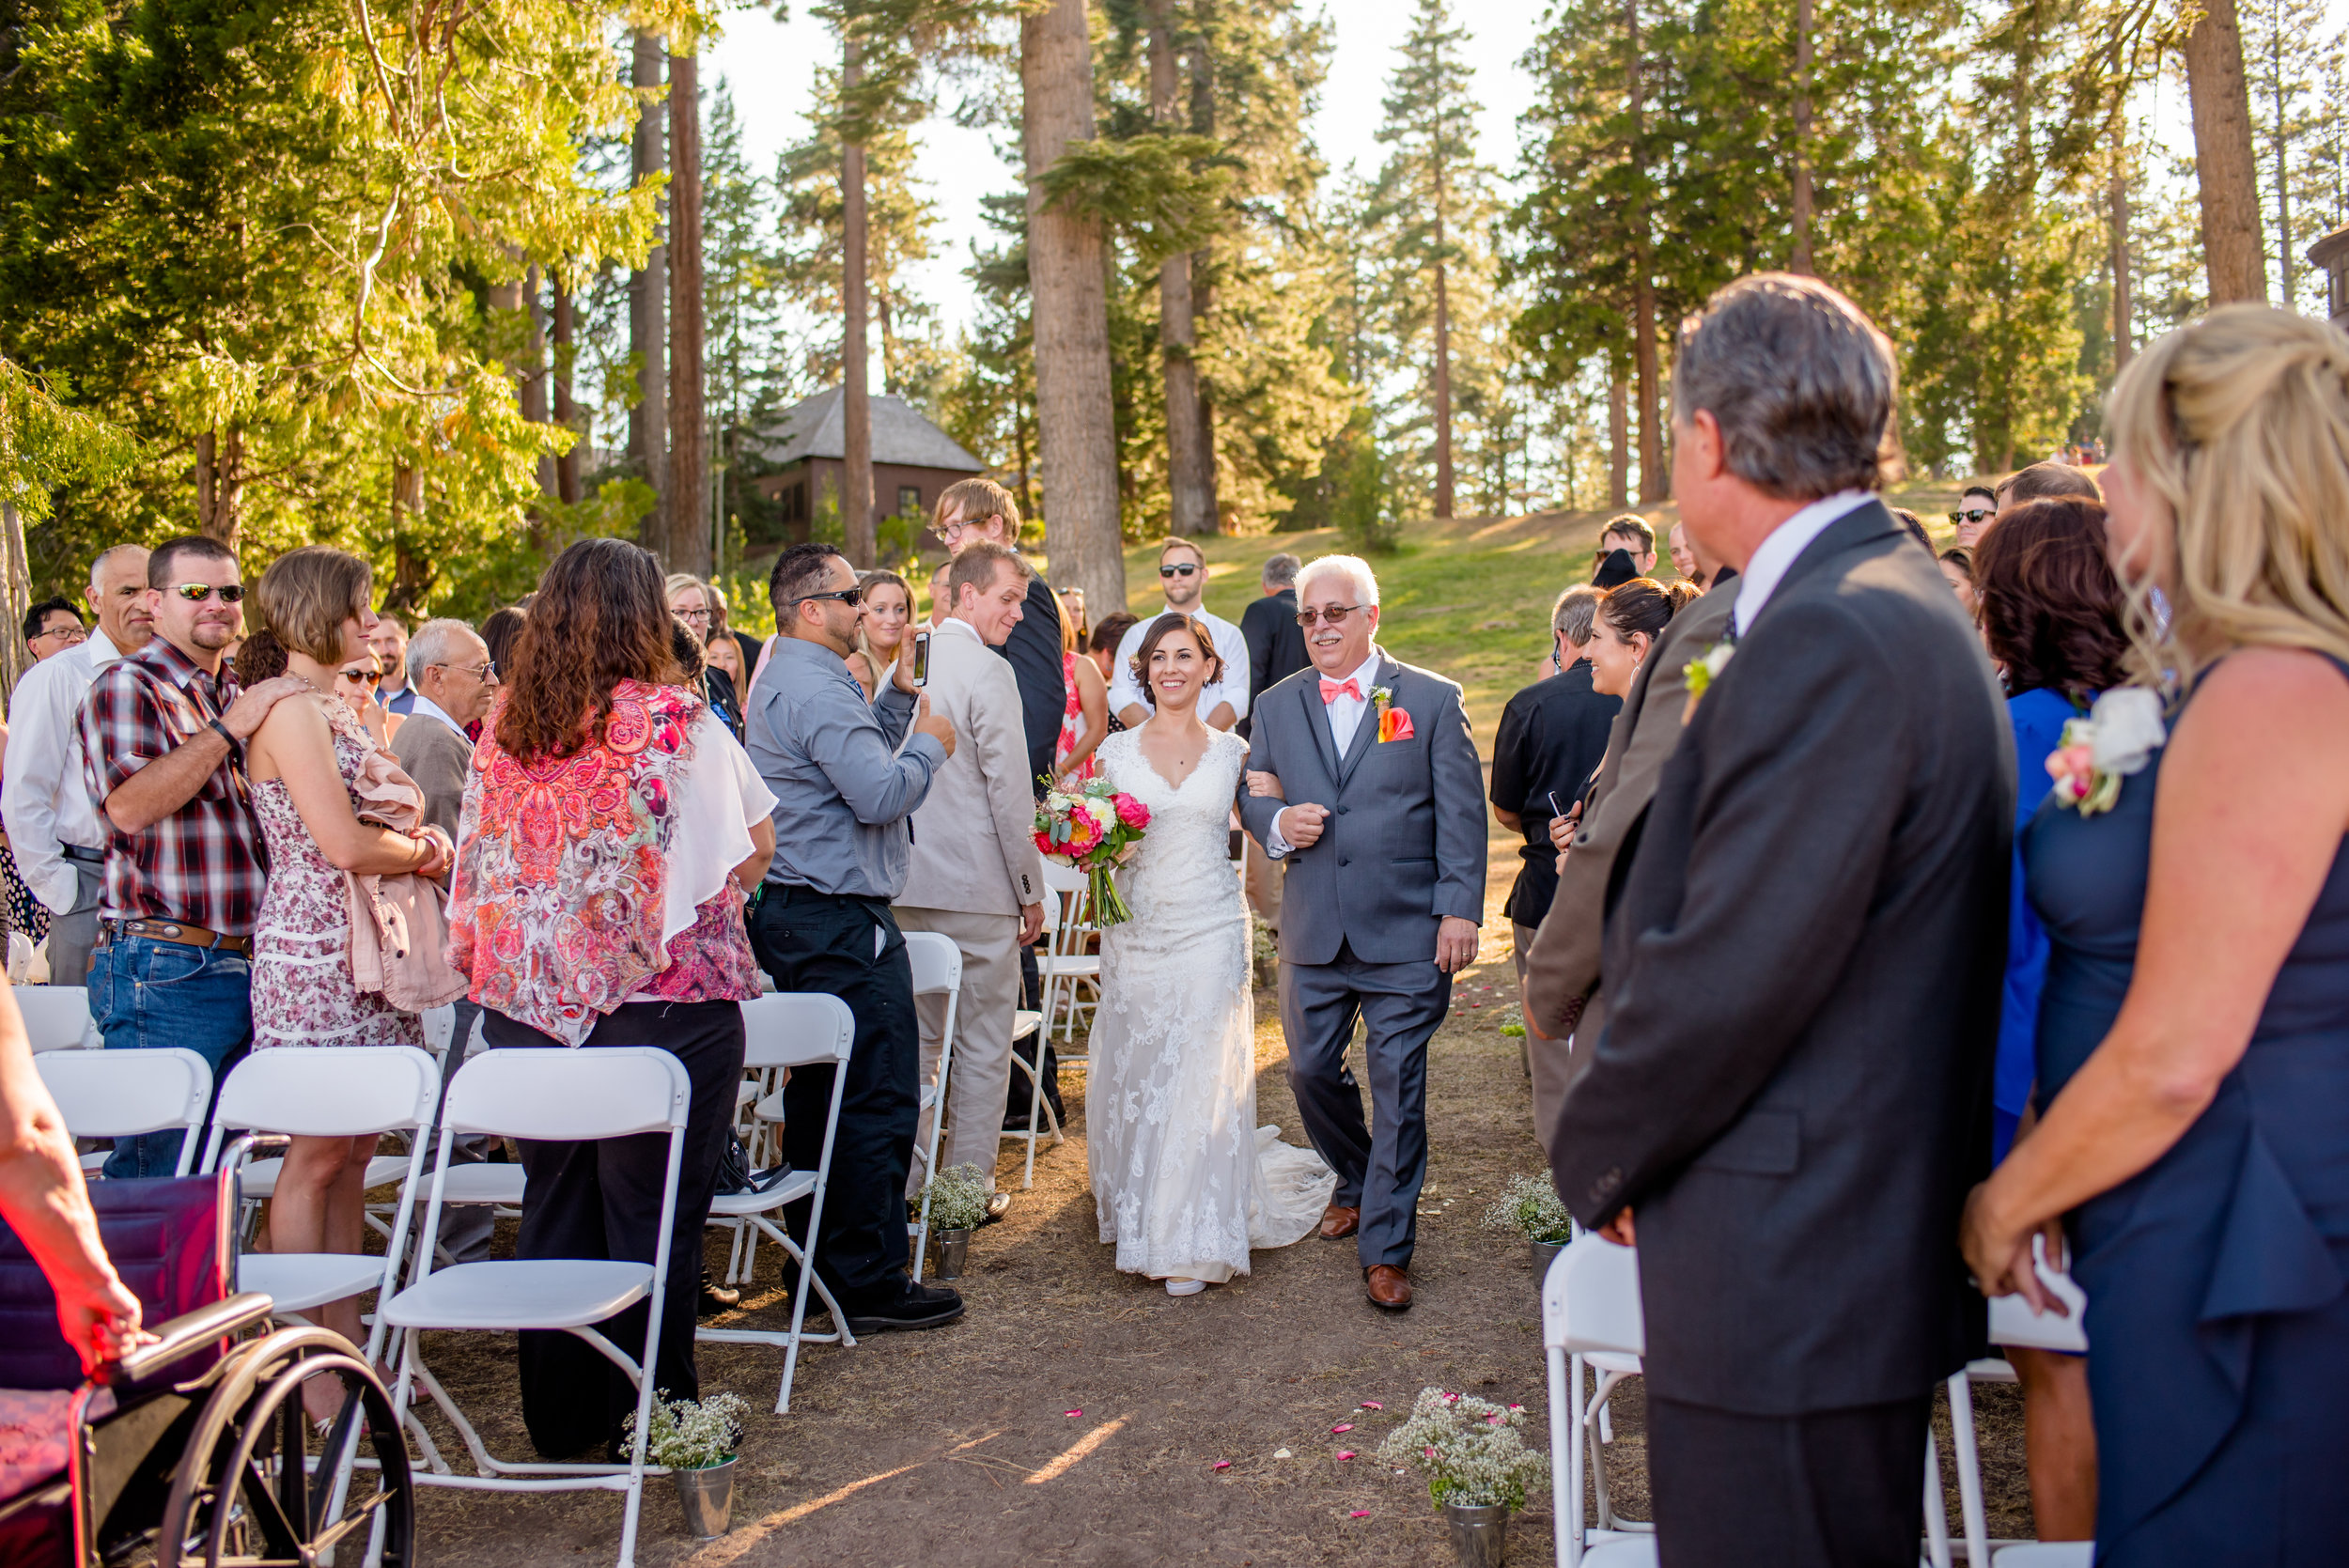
[342,746,470,1013]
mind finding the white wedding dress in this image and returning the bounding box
[1086,725,1335,1282]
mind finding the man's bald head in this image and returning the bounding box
[88,544,154,653]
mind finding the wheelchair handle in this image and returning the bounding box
[101,1291,275,1387]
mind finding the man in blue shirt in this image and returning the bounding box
[747,542,963,1333]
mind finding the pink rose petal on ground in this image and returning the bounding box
[1065,1409,1082,1418]
[1213,1460,1232,1470]
[1350,1511,1372,1518]
[1360,1400,1383,1410]
[1337,1451,1357,1461]
[1330,1422,1353,1434]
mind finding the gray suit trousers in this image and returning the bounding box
[1278,944,1450,1269]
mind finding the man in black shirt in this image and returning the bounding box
[1489,583,1620,1033]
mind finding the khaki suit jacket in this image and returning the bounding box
[897,617,1046,918]
[1523,578,1737,1048]
[389,710,473,844]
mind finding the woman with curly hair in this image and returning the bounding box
[449,536,777,1460]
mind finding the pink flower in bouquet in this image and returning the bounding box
[1063,810,1105,855]
[1033,828,1059,859]
[1112,792,1150,830]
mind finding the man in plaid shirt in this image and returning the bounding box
[79,536,304,1177]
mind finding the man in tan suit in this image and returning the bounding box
[896,541,1047,1217]
[1521,539,1736,1144]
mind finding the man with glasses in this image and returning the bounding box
[4,546,155,986]
[746,542,967,1333]
[1949,484,1999,549]
[79,536,305,1176]
[1108,537,1251,731]
[23,598,86,665]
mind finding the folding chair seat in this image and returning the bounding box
[1036,862,1101,1046]
[16,985,95,1052]
[381,1047,693,1568]
[1542,1234,1991,1568]
[695,992,858,1413]
[901,931,962,1281]
[35,1047,213,1178]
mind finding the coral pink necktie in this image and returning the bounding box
[1319,676,1361,705]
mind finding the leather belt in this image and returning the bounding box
[102,918,253,955]
[61,844,106,865]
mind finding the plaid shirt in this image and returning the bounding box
[79,638,266,935]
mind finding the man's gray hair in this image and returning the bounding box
[1295,553,1380,608]
[1671,272,1897,501]
[406,618,478,685]
[87,542,147,595]
[1261,551,1301,590]
[1553,584,1604,645]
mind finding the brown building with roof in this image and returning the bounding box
[2310,225,2349,333]
[748,388,987,544]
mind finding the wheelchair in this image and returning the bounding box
[0,1144,415,1566]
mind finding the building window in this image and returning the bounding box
[897,485,922,518]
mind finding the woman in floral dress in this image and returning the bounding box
[240,548,451,1413]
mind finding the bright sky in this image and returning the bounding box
[706,1,1554,345]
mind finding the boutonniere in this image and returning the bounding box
[1681,639,1736,722]
[1372,686,1414,742]
[2046,688,2166,817]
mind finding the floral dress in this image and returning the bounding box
[249,697,424,1050]
[1056,651,1096,783]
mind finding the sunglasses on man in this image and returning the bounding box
[790,585,864,609]
[171,582,246,603]
[1948,506,1995,526]
[1159,563,1200,579]
[1294,603,1363,628]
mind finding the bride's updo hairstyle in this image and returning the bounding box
[1128,613,1225,708]
[1595,578,1678,646]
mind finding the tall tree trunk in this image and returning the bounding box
[2109,147,2134,373]
[1608,378,1629,508]
[1626,0,1665,501]
[2181,0,2268,303]
[1150,7,1213,537]
[2268,19,2293,303]
[386,465,430,615]
[669,47,710,575]
[630,33,671,544]
[1023,0,1128,612]
[1432,252,1455,520]
[1187,3,1221,533]
[0,504,34,706]
[522,264,555,499]
[1790,0,1814,274]
[841,31,876,567]
[195,427,242,549]
[552,273,581,505]
[877,289,895,395]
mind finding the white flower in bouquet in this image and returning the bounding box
[1481,1173,1574,1244]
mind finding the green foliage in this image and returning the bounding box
[1482,1173,1573,1244]
[0,360,139,525]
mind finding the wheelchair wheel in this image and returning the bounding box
[154,1325,414,1568]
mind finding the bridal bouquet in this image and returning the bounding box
[1033,779,1150,926]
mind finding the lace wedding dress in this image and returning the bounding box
[1086,725,1334,1282]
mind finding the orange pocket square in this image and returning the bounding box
[1377,707,1414,742]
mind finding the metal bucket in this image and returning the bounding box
[673,1456,738,1540]
[934,1227,972,1280]
[1531,1239,1564,1279]
[1445,1501,1511,1567]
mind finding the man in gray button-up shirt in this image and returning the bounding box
[746,543,968,1332]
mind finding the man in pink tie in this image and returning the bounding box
[1235,554,1486,1312]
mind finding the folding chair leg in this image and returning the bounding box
[1923,1430,1952,1568]
[1947,1371,1989,1566]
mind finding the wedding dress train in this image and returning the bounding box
[1085,726,1335,1283]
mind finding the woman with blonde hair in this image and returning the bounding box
[844,569,913,700]
[1961,306,2349,1562]
[238,546,451,1416]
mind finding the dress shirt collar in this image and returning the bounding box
[937,613,987,646]
[1323,649,1383,701]
[766,630,863,689]
[138,636,229,693]
[83,628,125,669]
[1732,490,1875,636]
[406,691,465,737]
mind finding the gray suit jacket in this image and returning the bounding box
[1237,649,1486,967]
[898,619,1045,917]
[390,712,472,843]
[1553,499,2011,1416]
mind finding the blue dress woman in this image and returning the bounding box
[1961,306,2349,1563]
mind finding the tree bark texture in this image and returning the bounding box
[386,465,429,616]
[1150,7,1214,537]
[842,34,876,568]
[521,264,555,499]
[1432,251,1455,520]
[630,32,671,547]
[552,275,581,505]
[2181,0,2268,303]
[1626,0,1665,501]
[195,427,242,550]
[1790,0,1814,274]
[1609,379,1629,508]
[669,47,710,576]
[1023,0,1128,613]
[0,504,34,707]
[2109,150,2134,373]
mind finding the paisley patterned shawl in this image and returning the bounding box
[448,680,704,1044]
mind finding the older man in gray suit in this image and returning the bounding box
[1237,554,1486,1312]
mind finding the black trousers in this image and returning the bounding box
[486,1000,746,1461]
[1647,1390,1931,1568]
[749,886,918,1308]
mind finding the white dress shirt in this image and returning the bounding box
[1108,603,1252,722]
[1732,490,1875,637]
[1267,649,1382,857]
[3,629,125,913]
[404,690,464,737]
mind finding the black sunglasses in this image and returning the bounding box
[1159,563,1200,579]
[1949,506,1995,524]
[172,582,246,603]
[792,586,864,608]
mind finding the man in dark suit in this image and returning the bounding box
[1551,274,2012,1566]
[1237,552,1311,930]
[934,478,1067,798]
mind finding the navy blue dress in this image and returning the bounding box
[2024,658,2349,1564]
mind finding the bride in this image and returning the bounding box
[1086,613,1335,1296]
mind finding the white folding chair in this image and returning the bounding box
[15,984,96,1051]
[419,1003,458,1063]
[1542,1234,1991,1568]
[902,932,963,1281]
[395,1014,526,1265]
[1950,1241,2092,1565]
[1002,1005,1062,1189]
[7,930,33,984]
[1036,862,1101,1048]
[36,1047,213,1177]
[381,1047,692,1568]
[696,992,858,1414]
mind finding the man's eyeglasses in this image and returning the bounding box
[1295,604,1363,628]
[430,660,498,683]
[336,666,383,688]
[32,623,86,644]
[792,586,864,609]
[172,583,245,604]
[1159,563,1200,579]
[1949,506,1995,525]
[674,606,712,624]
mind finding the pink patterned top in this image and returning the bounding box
[1055,651,1096,783]
[449,681,760,1044]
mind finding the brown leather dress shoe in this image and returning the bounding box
[1318,1203,1361,1240]
[1364,1265,1413,1312]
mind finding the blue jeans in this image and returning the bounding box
[91,935,253,1178]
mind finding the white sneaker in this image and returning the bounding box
[1164,1278,1207,1297]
